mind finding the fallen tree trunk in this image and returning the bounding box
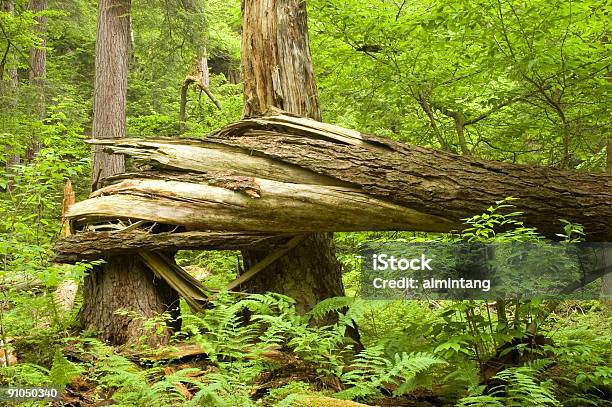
[65,114,611,240]
[67,175,457,233]
[53,231,292,263]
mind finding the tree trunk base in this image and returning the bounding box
[241,233,342,315]
[80,255,180,347]
[241,232,362,348]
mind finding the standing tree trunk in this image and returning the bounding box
[28,0,46,88]
[26,0,47,158]
[81,0,179,346]
[240,0,345,316]
[90,0,128,189]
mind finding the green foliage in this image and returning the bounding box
[1,1,610,406]
[461,197,542,242]
[458,366,560,407]
[49,350,83,389]
[338,345,445,400]
[309,0,610,167]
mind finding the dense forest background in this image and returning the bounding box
[0,0,610,406]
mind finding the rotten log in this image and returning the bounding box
[64,114,611,240]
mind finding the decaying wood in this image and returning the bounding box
[139,251,210,312]
[66,113,611,240]
[241,1,320,120]
[0,339,17,367]
[61,179,75,237]
[67,177,457,233]
[231,0,343,318]
[54,280,79,312]
[53,231,291,263]
[226,234,306,291]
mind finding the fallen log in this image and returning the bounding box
[53,230,292,263]
[67,176,457,233]
[65,114,611,240]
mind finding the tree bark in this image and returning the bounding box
[28,0,46,87]
[82,0,179,346]
[80,256,180,346]
[26,0,47,158]
[54,231,293,263]
[73,115,611,240]
[240,0,345,316]
[91,0,129,190]
[241,0,321,120]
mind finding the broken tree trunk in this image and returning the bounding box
[65,114,612,241]
[240,0,345,317]
[53,231,292,263]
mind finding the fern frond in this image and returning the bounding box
[307,296,354,321]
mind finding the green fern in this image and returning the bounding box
[491,367,560,406]
[457,366,560,407]
[49,350,83,389]
[307,296,354,321]
[337,345,445,400]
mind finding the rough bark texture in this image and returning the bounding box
[242,233,344,315]
[54,231,292,263]
[91,0,129,190]
[74,115,612,240]
[241,0,320,120]
[214,117,611,240]
[25,0,46,158]
[82,0,179,346]
[80,256,180,346]
[240,0,345,315]
[28,0,47,86]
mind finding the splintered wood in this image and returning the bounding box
[55,112,612,263]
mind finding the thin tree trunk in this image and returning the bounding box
[1,0,19,170]
[432,104,471,155]
[81,0,179,346]
[240,0,346,317]
[416,87,449,151]
[1,0,18,89]
[28,0,47,86]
